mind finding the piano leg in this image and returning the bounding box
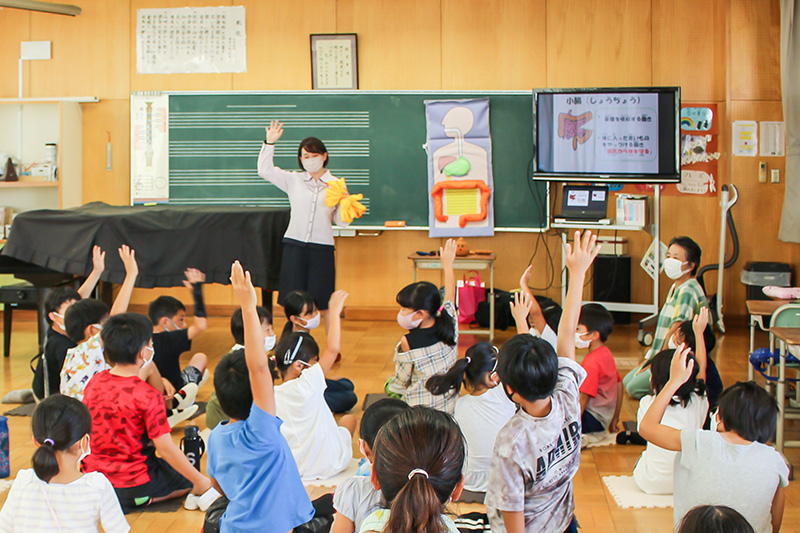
[262,289,273,316]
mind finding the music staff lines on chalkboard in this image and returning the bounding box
[169,111,370,128]
[168,140,371,157]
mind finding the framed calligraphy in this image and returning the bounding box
[310,34,358,90]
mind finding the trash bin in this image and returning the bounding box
[740,262,792,301]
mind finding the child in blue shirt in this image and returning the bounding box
[206,261,314,532]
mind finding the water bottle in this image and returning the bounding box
[180,425,205,472]
[0,416,9,478]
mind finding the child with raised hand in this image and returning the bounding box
[486,230,599,533]
[514,265,558,349]
[386,238,459,413]
[60,245,142,402]
[32,245,106,400]
[425,342,515,499]
[361,405,465,533]
[149,268,210,398]
[281,289,357,413]
[0,394,129,532]
[206,261,314,532]
[331,398,410,533]
[82,312,217,514]
[274,290,356,481]
[632,348,708,494]
[639,349,789,533]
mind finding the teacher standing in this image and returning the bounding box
[257,120,349,329]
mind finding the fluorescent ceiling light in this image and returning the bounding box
[0,0,81,16]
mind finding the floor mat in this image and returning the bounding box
[602,475,673,509]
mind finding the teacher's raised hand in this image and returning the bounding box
[265,120,284,144]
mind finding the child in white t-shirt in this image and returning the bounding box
[0,394,128,533]
[331,398,409,533]
[639,350,789,533]
[425,342,516,497]
[274,290,356,481]
[634,311,710,494]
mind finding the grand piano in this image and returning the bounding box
[1,202,290,353]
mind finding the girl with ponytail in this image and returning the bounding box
[0,394,128,532]
[425,343,516,497]
[363,406,465,533]
[386,239,459,413]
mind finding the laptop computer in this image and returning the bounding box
[553,184,612,224]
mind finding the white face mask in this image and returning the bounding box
[574,331,592,349]
[667,336,678,350]
[397,310,424,330]
[166,317,184,331]
[264,334,276,352]
[301,312,321,330]
[302,156,324,174]
[663,257,689,280]
[77,436,91,470]
[141,345,155,369]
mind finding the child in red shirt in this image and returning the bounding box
[83,313,216,513]
[576,303,622,435]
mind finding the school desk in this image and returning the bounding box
[746,300,786,380]
[408,253,496,340]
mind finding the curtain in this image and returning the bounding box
[779,0,800,242]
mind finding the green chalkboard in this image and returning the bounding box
[166,91,546,229]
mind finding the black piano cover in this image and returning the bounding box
[1,202,290,289]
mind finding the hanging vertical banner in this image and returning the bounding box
[131,93,169,204]
[425,98,494,237]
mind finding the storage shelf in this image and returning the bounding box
[0,181,58,188]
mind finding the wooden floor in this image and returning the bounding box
[0,311,798,532]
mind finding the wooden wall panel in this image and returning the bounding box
[28,0,130,99]
[726,100,788,315]
[335,0,442,89]
[81,99,131,206]
[441,0,547,90]
[0,8,30,97]
[546,0,652,88]
[232,0,337,91]
[652,0,726,101]
[129,0,235,92]
[731,0,781,101]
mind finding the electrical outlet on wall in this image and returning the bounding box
[771,169,780,183]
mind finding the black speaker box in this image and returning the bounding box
[592,255,631,324]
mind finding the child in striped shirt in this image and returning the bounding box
[0,394,128,533]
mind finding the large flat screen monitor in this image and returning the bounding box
[532,87,680,183]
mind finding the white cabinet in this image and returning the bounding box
[0,99,90,215]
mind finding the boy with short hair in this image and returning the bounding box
[207,261,314,531]
[576,303,622,436]
[148,268,209,395]
[640,355,789,533]
[82,312,217,514]
[486,231,599,533]
[32,245,106,400]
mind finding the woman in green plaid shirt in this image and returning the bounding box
[623,237,708,400]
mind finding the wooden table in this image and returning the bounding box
[769,326,800,453]
[746,300,787,380]
[409,253,496,340]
